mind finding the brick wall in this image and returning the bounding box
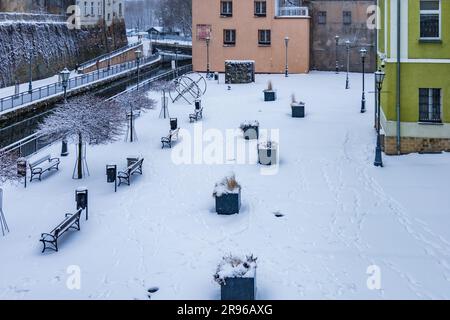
[384,136,450,155]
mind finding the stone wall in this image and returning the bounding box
[0,0,74,14]
[384,136,450,155]
[309,0,377,72]
[225,61,255,84]
[0,16,127,88]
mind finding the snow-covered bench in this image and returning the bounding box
[118,158,144,186]
[161,128,180,149]
[29,154,60,182]
[189,107,203,122]
[40,209,82,253]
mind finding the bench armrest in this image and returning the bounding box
[31,167,43,173]
[65,213,73,218]
[117,170,128,176]
[40,233,56,241]
[50,157,60,163]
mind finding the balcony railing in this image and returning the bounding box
[277,6,309,17]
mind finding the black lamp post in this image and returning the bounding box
[206,36,211,78]
[135,49,142,91]
[360,48,367,113]
[374,70,385,167]
[335,35,340,74]
[28,47,33,94]
[60,68,70,157]
[284,36,290,77]
[345,40,350,89]
[174,42,179,77]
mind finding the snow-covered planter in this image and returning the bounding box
[240,120,259,140]
[263,81,276,102]
[214,254,257,300]
[291,94,305,118]
[258,141,278,165]
[213,174,241,215]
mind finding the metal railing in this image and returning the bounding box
[277,7,309,17]
[1,64,193,159]
[0,54,161,113]
[78,42,144,70]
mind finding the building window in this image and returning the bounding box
[84,1,88,16]
[119,3,122,17]
[98,1,102,15]
[223,29,236,45]
[221,1,233,17]
[343,11,352,25]
[419,88,442,122]
[258,30,271,45]
[318,11,326,24]
[255,1,267,16]
[420,0,440,39]
[107,13,111,20]
[91,2,94,15]
[197,24,212,40]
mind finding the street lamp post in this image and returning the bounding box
[174,42,179,77]
[374,70,385,167]
[360,48,367,113]
[284,37,290,77]
[28,47,33,94]
[206,36,211,78]
[345,40,350,89]
[60,68,70,157]
[135,49,142,91]
[335,35,340,74]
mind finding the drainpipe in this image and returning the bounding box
[396,0,401,154]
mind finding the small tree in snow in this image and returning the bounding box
[113,90,156,142]
[38,94,124,179]
[150,80,176,119]
[0,151,20,184]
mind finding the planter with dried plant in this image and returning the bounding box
[291,94,305,118]
[258,141,278,165]
[240,120,259,140]
[263,81,276,102]
[213,174,242,215]
[214,254,257,300]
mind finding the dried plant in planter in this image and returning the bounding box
[213,173,241,197]
[291,94,297,104]
[258,140,278,149]
[214,254,257,285]
[266,81,273,91]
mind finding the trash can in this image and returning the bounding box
[195,100,201,110]
[106,165,117,183]
[75,187,88,220]
[170,118,178,131]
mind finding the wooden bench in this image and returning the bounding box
[189,108,203,122]
[118,158,144,186]
[40,209,82,253]
[29,154,60,182]
[161,128,180,149]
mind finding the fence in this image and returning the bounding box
[1,64,193,160]
[0,54,161,113]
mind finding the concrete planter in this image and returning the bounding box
[215,190,241,215]
[263,90,276,102]
[241,125,259,140]
[258,144,277,165]
[221,277,256,300]
[291,102,305,118]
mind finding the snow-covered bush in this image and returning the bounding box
[0,151,20,184]
[113,90,156,112]
[214,254,257,285]
[213,173,241,197]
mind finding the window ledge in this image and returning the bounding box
[254,14,267,18]
[258,44,271,47]
[220,15,233,18]
[223,44,236,47]
[419,39,442,43]
[418,121,443,125]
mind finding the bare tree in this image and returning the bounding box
[38,95,124,179]
[112,90,156,142]
[150,80,176,118]
[0,151,20,184]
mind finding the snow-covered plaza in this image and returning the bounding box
[1,72,450,299]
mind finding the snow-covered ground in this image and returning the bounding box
[1,72,450,299]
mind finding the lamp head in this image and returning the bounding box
[375,70,385,90]
[60,68,70,84]
[360,48,367,58]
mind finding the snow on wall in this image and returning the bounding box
[0,15,127,88]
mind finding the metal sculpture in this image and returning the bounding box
[169,72,207,105]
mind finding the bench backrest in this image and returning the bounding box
[127,158,144,174]
[29,155,51,168]
[54,209,82,237]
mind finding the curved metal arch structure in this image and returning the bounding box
[169,72,207,105]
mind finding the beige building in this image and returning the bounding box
[76,0,124,27]
[192,0,311,74]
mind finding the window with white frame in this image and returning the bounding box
[258,30,271,45]
[221,1,233,17]
[419,88,442,122]
[223,29,236,45]
[420,0,441,39]
[91,2,94,15]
